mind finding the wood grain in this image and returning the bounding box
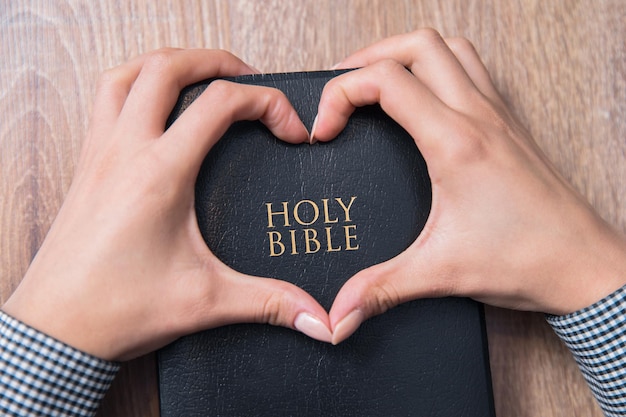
[1,1,623,416]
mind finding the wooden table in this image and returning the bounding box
[2,1,624,416]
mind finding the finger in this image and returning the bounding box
[119,49,259,138]
[83,53,157,160]
[443,37,552,158]
[161,80,309,173]
[91,52,159,124]
[444,37,505,107]
[207,265,332,343]
[328,242,449,345]
[334,29,479,110]
[84,49,183,161]
[311,60,457,162]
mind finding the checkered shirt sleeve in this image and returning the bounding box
[0,310,119,416]
[547,285,626,416]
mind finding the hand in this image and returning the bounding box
[310,29,626,344]
[2,49,333,361]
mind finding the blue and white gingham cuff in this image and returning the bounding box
[547,285,626,416]
[0,310,119,416]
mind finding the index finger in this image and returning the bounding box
[312,60,457,163]
[162,80,309,173]
[335,29,480,111]
[118,49,260,139]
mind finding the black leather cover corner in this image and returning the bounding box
[158,71,495,417]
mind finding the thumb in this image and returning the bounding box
[328,245,448,345]
[210,263,333,343]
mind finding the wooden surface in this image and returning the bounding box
[1,1,624,416]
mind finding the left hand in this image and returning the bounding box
[2,48,333,361]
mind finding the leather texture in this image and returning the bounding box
[158,71,495,417]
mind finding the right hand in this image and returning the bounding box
[310,29,626,344]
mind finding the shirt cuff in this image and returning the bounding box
[546,285,626,416]
[0,310,120,416]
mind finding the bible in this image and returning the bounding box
[158,71,495,416]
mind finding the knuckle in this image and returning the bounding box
[446,37,477,54]
[142,49,177,75]
[370,286,401,315]
[212,48,237,62]
[258,281,294,326]
[261,89,290,125]
[323,59,406,107]
[261,295,283,326]
[357,269,401,315]
[373,59,407,76]
[320,78,344,107]
[204,80,241,118]
[204,82,289,124]
[205,79,234,101]
[443,119,490,165]
[410,27,446,50]
[96,66,126,92]
[322,73,345,95]
[257,85,286,106]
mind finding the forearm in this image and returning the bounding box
[0,310,119,416]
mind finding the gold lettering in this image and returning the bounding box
[293,200,319,226]
[266,202,290,228]
[344,225,359,250]
[322,199,339,224]
[304,228,321,254]
[265,197,360,257]
[268,231,285,256]
[336,196,357,222]
[325,226,341,252]
[289,229,298,255]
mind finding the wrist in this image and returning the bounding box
[2,264,114,360]
[548,217,626,316]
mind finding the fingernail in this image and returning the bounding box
[294,312,332,343]
[309,114,319,144]
[329,62,342,70]
[331,309,365,345]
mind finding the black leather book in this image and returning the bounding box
[158,71,495,417]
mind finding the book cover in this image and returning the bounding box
[158,71,494,417]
